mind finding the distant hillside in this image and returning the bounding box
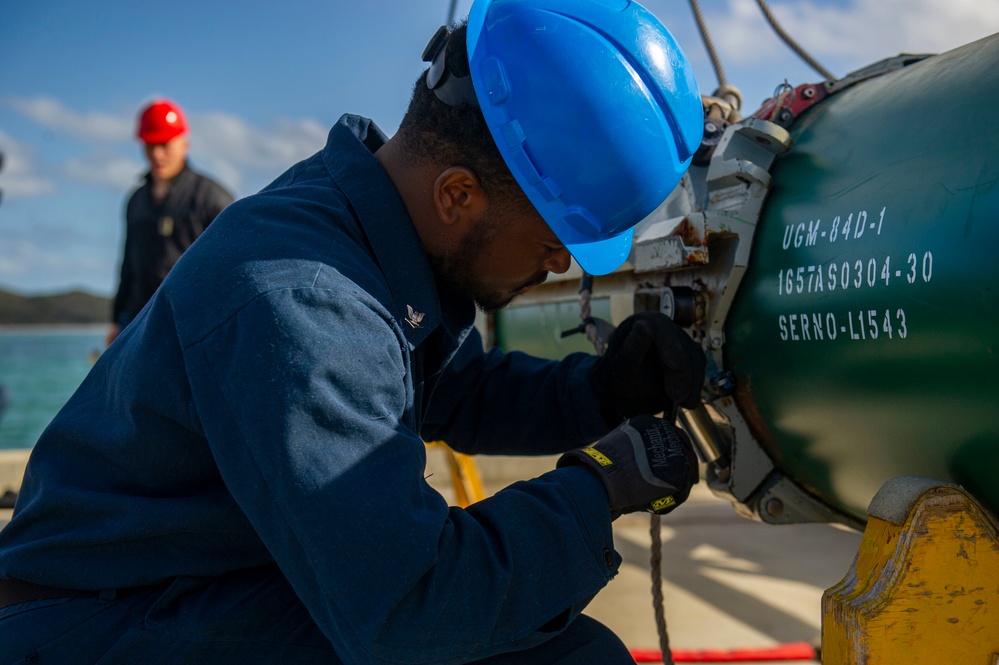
[0,289,110,325]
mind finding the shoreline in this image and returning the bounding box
[0,323,107,334]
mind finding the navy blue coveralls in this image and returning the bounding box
[0,116,629,664]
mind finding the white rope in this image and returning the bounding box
[576,273,673,665]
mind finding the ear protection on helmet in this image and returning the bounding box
[422,26,479,108]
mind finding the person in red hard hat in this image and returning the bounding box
[106,98,233,346]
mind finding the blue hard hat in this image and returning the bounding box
[464,0,702,275]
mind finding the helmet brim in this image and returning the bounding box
[138,129,186,145]
[563,227,634,276]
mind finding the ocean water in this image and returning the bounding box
[0,326,105,450]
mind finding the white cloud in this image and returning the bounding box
[710,0,999,73]
[4,96,329,196]
[193,113,328,170]
[63,154,145,191]
[188,113,328,193]
[0,129,57,199]
[6,96,132,143]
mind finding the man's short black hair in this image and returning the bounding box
[398,22,526,208]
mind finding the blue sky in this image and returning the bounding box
[1,0,997,297]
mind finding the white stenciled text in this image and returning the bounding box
[778,252,933,296]
[778,309,908,342]
[782,207,886,251]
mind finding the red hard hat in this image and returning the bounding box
[137,99,188,144]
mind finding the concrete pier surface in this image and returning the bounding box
[440,454,861,663]
[0,451,863,663]
[585,485,858,663]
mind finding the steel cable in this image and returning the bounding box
[754,0,836,80]
[688,0,728,90]
[576,272,673,665]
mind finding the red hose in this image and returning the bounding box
[630,642,818,662]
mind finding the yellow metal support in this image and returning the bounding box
[822,476,999,664]
[425,442,487,508]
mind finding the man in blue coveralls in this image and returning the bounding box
[0,1,706,663]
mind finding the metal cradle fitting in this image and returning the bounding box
[631,115,862,527]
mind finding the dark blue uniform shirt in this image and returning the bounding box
[0,115,620,664]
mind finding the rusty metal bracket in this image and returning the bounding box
[634,117,791,356]
[630,115,869,528]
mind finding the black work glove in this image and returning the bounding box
[589,311,706,427]
[558,414,699,518]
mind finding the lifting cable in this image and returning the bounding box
[686,0,836,88]
[753,0,835,81]
[445,0,459,26]
[574,275,820,663]
[648,512,674,665]
[573,273,675,665]
[687,0,729,90]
